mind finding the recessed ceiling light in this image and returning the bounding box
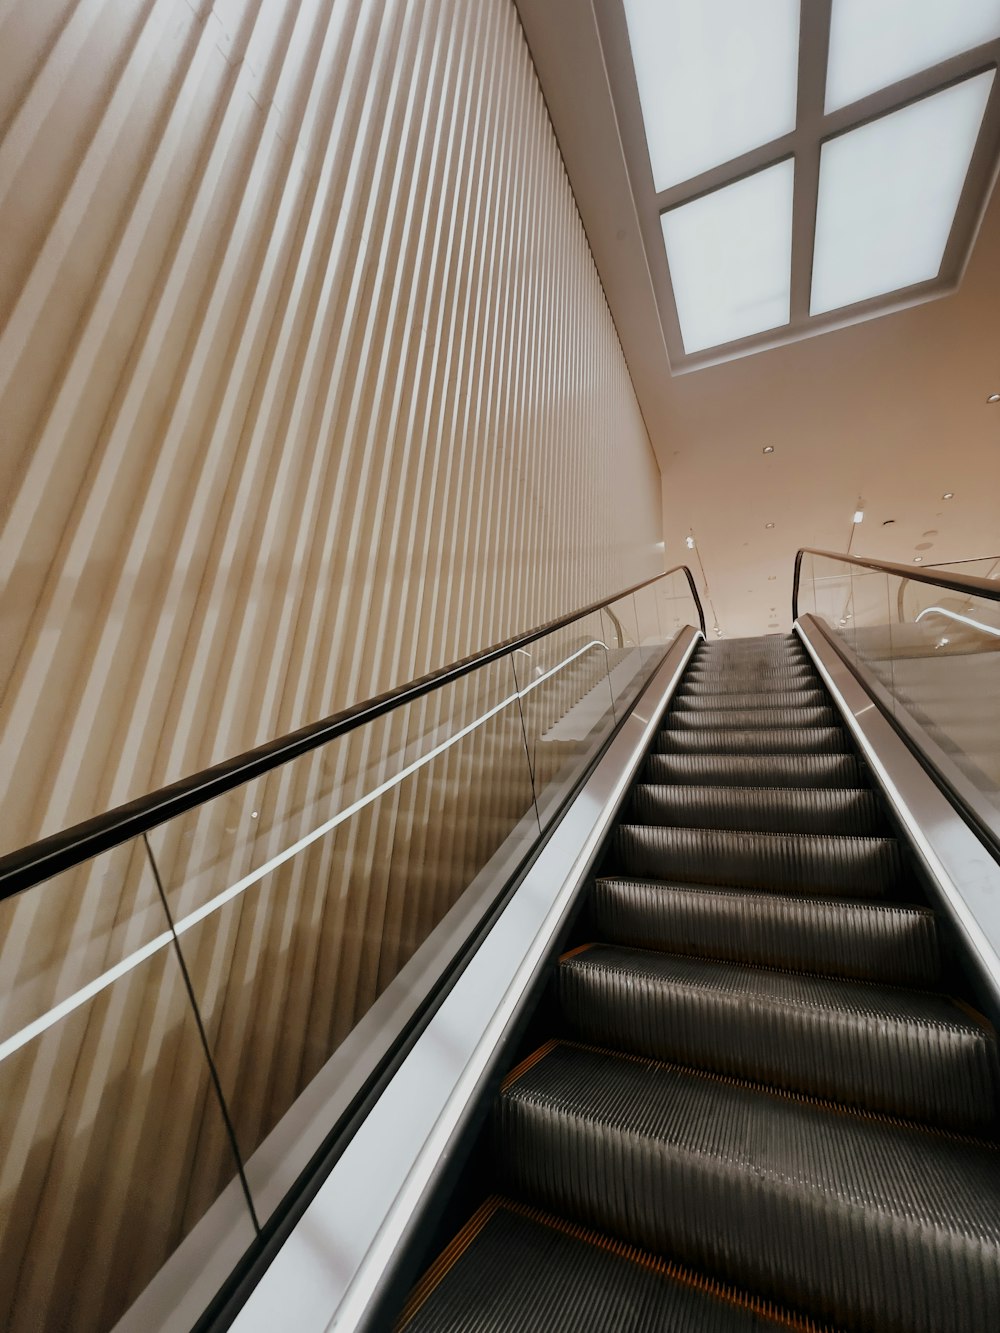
[853,509,864,524]
[685,535,696,548]
[988,393,1000,403]
[942,492,955,500]
[762,445,775,454]
[765,522,775,529]
[913,555,923,562]
[839,618,848,625]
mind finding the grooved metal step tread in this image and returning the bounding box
[679,675,820,696]
[656,727,849,755]
[628,784,882,835]
[396,1198,833,1332]
[673,688,829,710]
[590,878,940,985]
[668,706,839,730]
[643,753,863,788]
[496,1042,1000,1333]
[614,824,901,897]
[557,945,996,1129]
[687,665,817,683]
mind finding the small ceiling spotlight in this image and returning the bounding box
[765,522,775,529]
[762,445,775,454]
[942,492,955,500]
[839,618,848,625]
[913,555,923,562]
[936,637,950,649]
[685,535,695,548]
[987,393,1000,404]
[853,509,864,524]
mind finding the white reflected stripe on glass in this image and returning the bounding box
[826,0,1000,112]
[662,159,794,353]
[623,0,799,190]
[914,606,1000,637]
[0,641,612,1065]
[810,72,994,316]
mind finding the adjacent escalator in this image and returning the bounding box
[396,633,1000,1333]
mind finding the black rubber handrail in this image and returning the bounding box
[792,548,1000,621]
[0,567,704,900]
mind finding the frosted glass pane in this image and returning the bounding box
[662,160,794,353]
[624,0,799,190]
[827,0,1000,111]
[811,73,993,315]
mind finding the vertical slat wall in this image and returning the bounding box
[0,2,663,1327]
[0,0,661,857]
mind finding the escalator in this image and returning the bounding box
[395,633,1000,1333]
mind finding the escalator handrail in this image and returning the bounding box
[792,547,1000,620]
[0,566,704,901]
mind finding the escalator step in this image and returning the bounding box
[590,878,940,985]
[396,1198,834,1332]
[656,727,849,755]
[496,1042,1000,1333]
[687,665,817,684]
[668,706,840,730]
[673,688,829,709]
[643,753,863,788]
[679,675,820,696]
[614,825,901,896]
[556,945,996,1129]
[628,784,882,835]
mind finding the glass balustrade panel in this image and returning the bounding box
[145,656,536,1218]
[0,840,253,1333]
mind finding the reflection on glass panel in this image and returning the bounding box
[147,658,537,1203]
[801,551,1000,838]
[0,841,252,1333]
[601,597,650,717]
[515,611,617,828]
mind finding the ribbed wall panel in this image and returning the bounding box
[0,0,661,856]
[0,3,663,1328]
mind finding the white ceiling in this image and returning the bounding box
[515,0,1000,637]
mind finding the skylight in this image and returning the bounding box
[613,0,1000,370]
[623,0,800,190]
[811,72,995,315]
[662,161,794,353]
[826,0,1000,112]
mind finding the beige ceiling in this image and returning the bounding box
[516,0,1000,637]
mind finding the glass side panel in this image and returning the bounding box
[146,656,537,1213]
[799,552,1000,838]
[0,841,253,1333]
[514,610,617,830]
[601,595,649,716]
